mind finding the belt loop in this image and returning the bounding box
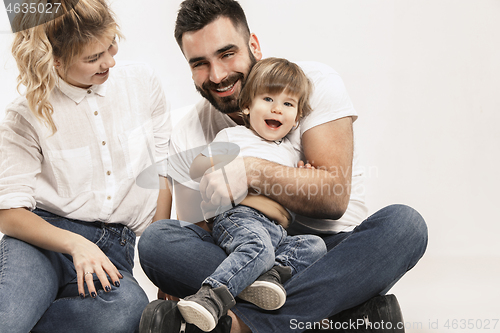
[120,226,127,246]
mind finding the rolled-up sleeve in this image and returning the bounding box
[0,110,42,210]
[148,69,171,178]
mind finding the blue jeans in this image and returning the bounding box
[204,205,326,296]
[0,209,149,333]
[138,204,428,333]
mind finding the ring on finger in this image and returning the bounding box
[84,272,93,276]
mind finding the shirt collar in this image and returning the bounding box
[56,76,108,104]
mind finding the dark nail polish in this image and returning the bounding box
[114,281,120,287]
[80,293,85,299]
[91,292,96,298]
[105,285,111,292]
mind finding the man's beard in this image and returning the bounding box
[195,50,257,114]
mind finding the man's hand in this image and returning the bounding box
[198,156,248,219]
[157,289,180,301]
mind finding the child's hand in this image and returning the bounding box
[297,160,315,169]
[304,163,315,169]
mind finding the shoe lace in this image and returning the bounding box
[363,314,372,329]
[179,318,187,333]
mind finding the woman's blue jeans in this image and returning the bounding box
[0,209,149,333]
[205,205,326,296]
[139,204,427,333]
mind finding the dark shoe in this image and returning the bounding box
[139,299,232,333]
[237,265,292,310]
[177,285,236,332]
[310,294,404,332]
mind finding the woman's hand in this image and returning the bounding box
[70,235,123,298]
[0,208,123,298]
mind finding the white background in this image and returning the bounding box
[1,1,500,332]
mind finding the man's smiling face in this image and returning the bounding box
[181,16,262,116]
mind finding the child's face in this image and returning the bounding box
[246,90,299,142]
[58,35,118,89]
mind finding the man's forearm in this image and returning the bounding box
[245,157,351,219]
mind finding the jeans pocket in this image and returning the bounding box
[212,223,234,254]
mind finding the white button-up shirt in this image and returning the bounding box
[0,62,171,235]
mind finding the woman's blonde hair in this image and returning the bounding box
[239,57,313,128]
[11,0,122,133]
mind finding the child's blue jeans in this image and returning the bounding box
[203,205,327,297]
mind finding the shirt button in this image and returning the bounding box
[102,141,106,146]
[107,196,111,200]
[87,89,92,94]
[106,171,111,176]
[94,111,98,116]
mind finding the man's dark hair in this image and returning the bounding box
[174,0,251,49]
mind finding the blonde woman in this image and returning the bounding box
[0,1,171,332]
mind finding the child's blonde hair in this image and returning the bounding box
[239,57,313,128]
[11,0,122,133]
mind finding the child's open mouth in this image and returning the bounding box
[265,119,282,128]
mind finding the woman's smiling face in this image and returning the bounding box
[58,35,118,89]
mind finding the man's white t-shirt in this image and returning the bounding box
[168,61,368,234]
